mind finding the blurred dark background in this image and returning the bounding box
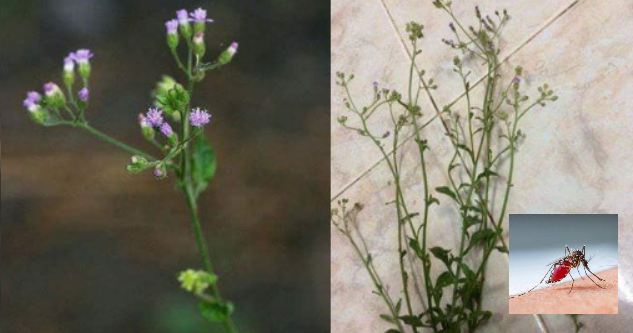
[0,0,329,332]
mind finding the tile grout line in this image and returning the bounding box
[332,0,582,203]
[378,0,413,58]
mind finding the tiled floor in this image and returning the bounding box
[332,0,632,331]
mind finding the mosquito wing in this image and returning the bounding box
[546,256,567,267]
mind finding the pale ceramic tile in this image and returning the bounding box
[332,0,579,198]
[331,0,412,198]
[333,0,633,331]
[502,0,633,327]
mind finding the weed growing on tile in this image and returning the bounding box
[570,314,583,332]
[22,8,239,333]
[332,2,557,332]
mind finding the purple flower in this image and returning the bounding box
[43,82,60,96]
[139,114,151,128]
[160,122,173,137]
[513,77,521,84]
[64,53,75,72]
[177,9,189,24]
[154,167,164,178]
[23,99,37,111]
[78,88,90,102]
[166,19,179,34]
[228,41,238,55]
[146,108,164,127]
[23,91,42,112]
[189,107,211,127]
[190,8,213,23]
[72,49,94,64]
[26,91,42,103]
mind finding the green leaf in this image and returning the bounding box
[435,271,455,289]
[409,238,424,258]
[435,186,458,202]
[456,144,473,157]
[192,137,218,197]
[401,213,420,224]
[477,168,500,181]
[380,314,396,324]
[427,196,440,206]
[384,330,401,333]
[461,263,475,281]
[463,215,481,230]
[399,315,424,327]
[470,310,492,327]
[429,247,452,267]
[471,229,496,245]
[495,245,509,253]
[198,301,234,323]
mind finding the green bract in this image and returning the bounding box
[178,269,219,294]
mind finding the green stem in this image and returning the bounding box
[184,187,238,333]
[78,123,155,160]
[178,43,238,333]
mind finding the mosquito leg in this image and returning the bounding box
[583,265,606,289]
[565,245,570,257]
[511,265,554,298]
[584,263,606,282]
[568,271,575,294]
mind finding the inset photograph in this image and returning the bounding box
[509,214,618,314]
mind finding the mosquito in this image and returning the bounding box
[510,245,606,298]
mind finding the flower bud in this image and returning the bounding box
[177,9,192,40]
[218,42,238,65]
[139,114,156,141]
[160,122,179,146]
[190,8,213,34]
[193,32,205,58]
[63,53,75,87]
[166,19,179,49]
[78,88,89,102]
[23,92,48,125]
[156,76,178,96]
[154,165,167,179]
[127,155,150,174]
[43,82,66,108]
[73,49,94,80]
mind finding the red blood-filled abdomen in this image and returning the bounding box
[550,260,572,282]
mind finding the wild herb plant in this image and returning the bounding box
[22,8,240,333]
[332,2,557,332]
[570,314,583,333]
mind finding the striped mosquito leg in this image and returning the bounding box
[583,265,606,288]
[584,264,606,282]
[511,265,554,298]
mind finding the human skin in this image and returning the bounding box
[509,267,618,314]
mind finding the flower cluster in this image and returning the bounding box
[165,8,238,65]
[23,48,94,125]
[22,8,240,328]
[140,107,211,144]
